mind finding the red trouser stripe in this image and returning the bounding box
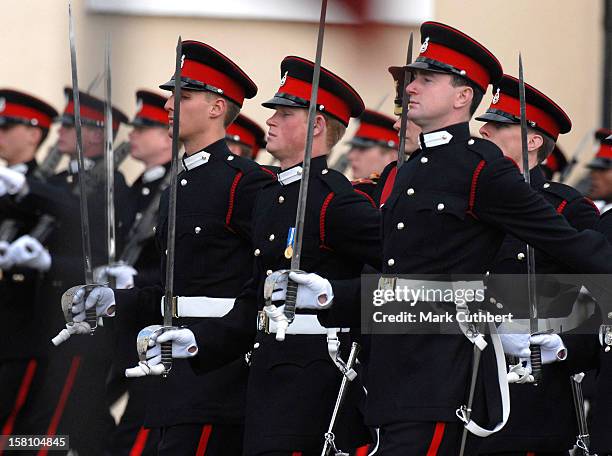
[291,452,302,456]
[526,453,536,456]
[425,422,446,456]
[0,359,38,456]
[129,426,151,456]
[38,356,81,456]
[355,445,370,456]
[195,424,213,456]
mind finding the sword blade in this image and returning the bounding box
[397,32,413,168]
[161,36,182,375]
[69,0,94,286]
[104,35,116,264]
[519,53,542,383]
[284,0,328,323]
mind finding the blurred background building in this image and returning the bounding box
[1,0,610,183]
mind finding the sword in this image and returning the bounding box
[160,36,183,376]
[518,53,542,384]
[396,32,413,169]
[69,0,97,333]
[320,342,360,456]
[570,373,594,455]
[103,35,117,288]
[559,129,596,183]
[279,0,328,340]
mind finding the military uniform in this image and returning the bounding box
[188,56,380,455]
[368,21,612,455]
[0,90,59,444]
[105,90,171,456]
[587,129,612,214]
[14,88,131,455]
[115,41,272,455]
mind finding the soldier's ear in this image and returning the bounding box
[209,96,226,121]
[26,126,43,147]
[528,132,544,152]
[454,85,473,112]
[312,113,326,137]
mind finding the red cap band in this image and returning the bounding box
[278,75,351,125]
[1,102,52,128]
[355,122,397,145]
[227,122,258,152]
[182,59,246,105]
[492,93,560,139]
[597,143,612,160]
[65,101,120,130]
[136,103,168,125]
[420,42,490,91]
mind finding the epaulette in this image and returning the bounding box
[540,181,584,203]
[316,167,354,195]
[223,152,263,175]
[465,137,504,162]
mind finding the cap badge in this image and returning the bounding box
[180,54,186,69]
[280,71,288,87]
[136,98,143,113]
[0,98,5,112]
[420,37,429,54]
[492,88,500,105]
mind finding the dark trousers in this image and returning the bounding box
[157,423,243,456]
[104,380,158,456]
[377,421,466,456]
[479,453,570,456]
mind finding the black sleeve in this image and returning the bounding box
[114,285,164,330]
[474,157,612,274]
[317,191,382,328]
[562,197,600,232]
[227,168,273,240]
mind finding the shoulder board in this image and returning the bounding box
[465,137,504,162]
[317,168,354,194]
[540,181,584,203]
[224,153,263,175]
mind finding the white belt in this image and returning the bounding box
[160,296,235,318]
[258,312,349,335]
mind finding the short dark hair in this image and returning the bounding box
[323,114,346,150]
[450,75,484,116]
[39,128,49,146]
[203,92,241,128]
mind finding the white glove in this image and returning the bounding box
[0,167,26,195]
[71,286,116,320]
[0,240,15,269]
[530,333,567,364]
[499,332,531,359]
[94,264,137,289]
[124,326,198,377]
[270,271,334,310]
[7,235,51,271]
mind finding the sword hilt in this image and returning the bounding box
[284,278,298,323]
[530,343,542,385]
[161,340,173,377]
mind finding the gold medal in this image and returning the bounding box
[284,245,293,259]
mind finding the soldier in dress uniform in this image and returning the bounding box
[226,113,266,161]
[146,55,381,455]
[264,22,612,455]
[102,89,171,456]
[0,89,58,442]
[475,74,600,455]
[66,40,273,455]
[5,88,131,455]
[347,109,398,180]
[586,128,612,213]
